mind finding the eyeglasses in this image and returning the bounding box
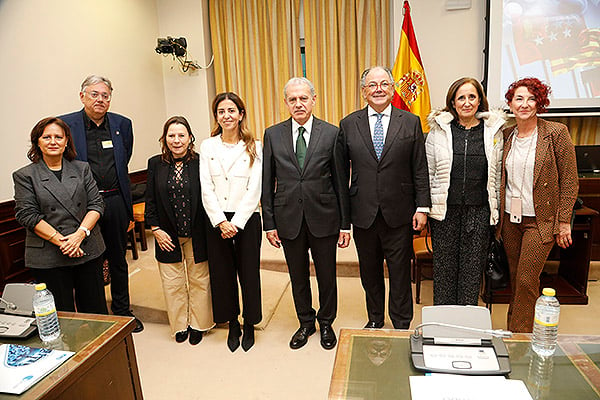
[84,90,112,101]
[364,81,393,91]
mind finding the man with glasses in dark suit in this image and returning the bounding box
[60,75,143,332]
[338,66,430,330]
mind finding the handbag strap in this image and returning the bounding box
[425,221,432,254]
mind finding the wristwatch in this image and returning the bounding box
[78,226,91,237]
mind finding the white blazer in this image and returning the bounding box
[199,135,262,229]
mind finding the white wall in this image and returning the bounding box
[156,0,215,143]
[392,1,488,109]
[0,0,167,201]
[0,0,485,202]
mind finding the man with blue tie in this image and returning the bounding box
[262,77,350,349]
[60,75,143,332]
[338,66,430,330]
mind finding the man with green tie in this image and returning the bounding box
[262,77,350,350]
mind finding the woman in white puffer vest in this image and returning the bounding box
[425,77,506,305]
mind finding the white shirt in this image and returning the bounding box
[291,115,313,149]
[505,130,538,217]
[367,104,392,142]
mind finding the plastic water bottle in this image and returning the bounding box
[32,283,61,342]
[531,288,560,356]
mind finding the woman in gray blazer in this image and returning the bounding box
[13,117,107,314]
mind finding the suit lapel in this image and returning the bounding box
[356,108,378,161]
[40,160,80,221]
[533,120,551,186]
[303,118,322,172]
[156,161,177,227]
[380,108,402,161]
[73,110,88,161]
[280,119,300,172]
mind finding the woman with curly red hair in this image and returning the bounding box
[499,78,578,332]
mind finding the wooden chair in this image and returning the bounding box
[133,202,147,251]
[412,229,432,304]
[127,202,147,260]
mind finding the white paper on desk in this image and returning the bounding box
[0,344,74,394]
[410,374,533,400]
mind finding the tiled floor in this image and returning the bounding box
[122,234,600,399]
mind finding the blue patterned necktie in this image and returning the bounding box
[373,113,384,160]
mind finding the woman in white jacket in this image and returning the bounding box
[200,92,262,352]
[425,77,506,305]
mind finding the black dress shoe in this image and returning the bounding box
[133,317,144,333]
[189,328,203,345]
[289,326,316,349]
[175,329,189,343]
[320,324,337,350]
[227,320,242,352]
[241,323,255,352]
[364,321,384,329]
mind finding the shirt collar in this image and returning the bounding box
[291,115,314,135]
[367,104,392,118]
[83,112,108,131]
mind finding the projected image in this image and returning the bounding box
[487,0,600,111]
[503,0,600,99]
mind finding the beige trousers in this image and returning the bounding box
[157,237,214,335]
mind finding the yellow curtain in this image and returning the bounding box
[303,0,390,125]
[209,0,303,138]
[547,116,600,145]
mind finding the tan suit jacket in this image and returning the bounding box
[499,118,579,243]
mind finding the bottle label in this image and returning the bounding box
[35,305,56,317]
[534,313,559,327]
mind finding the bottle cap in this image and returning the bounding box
[542,287,556,297]
[35,283,47,291]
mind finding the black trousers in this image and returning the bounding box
[429,205,490,305]
[206,212,262,325]
[100,192,131,316]
[353,210,413,329]
[33,256,108,314]
[281,218,338,328]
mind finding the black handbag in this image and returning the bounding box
[486,237,509,290]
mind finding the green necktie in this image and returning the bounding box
[296,126,307,169]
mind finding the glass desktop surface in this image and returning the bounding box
[334,331,600,400]
[0,314,120,400]
[0,316,115,353]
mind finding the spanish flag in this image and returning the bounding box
[391,0,431,132]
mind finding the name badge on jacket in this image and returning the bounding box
[102,140,113,149]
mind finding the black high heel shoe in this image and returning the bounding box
[189,327,203,345]
[241,323,255,352]
[175,329,189,343]
[227,320,241,352]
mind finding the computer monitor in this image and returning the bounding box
[575,145,600,174]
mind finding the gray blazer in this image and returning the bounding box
[262,117,350,240]
[13,159,105,269]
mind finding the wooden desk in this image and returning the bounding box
[483,206,598,305]
[329,329,600,399]
[0,312,143,400]
[578,175,600,259]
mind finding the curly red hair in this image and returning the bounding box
[505,77,551,113]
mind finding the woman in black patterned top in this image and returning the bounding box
[145,116,214,344]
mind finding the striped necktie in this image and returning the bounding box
[373,113,384,160]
